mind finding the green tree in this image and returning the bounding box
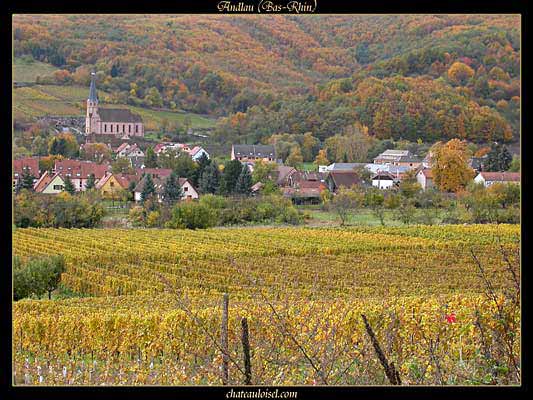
[220,160,243,195]
[13,256,32,301]
[329,187,364,226]
[365,187,385,226]
[162,171,183,205]
[144,87,163,108]
[18,171,36,192]
[14,255,65,300]
[398,170,421,198]
[145,146,158,168]
[166,202,217,229]
[485,144,512,172]
[191,153,211,187]
[141,174,156,203]
[508,155,520,172]
[48,133,78,158]
[85,173,96,190]
[394,199,416,225]
[63,175,76,195]
[301,132,320,162]
[112,157,134,174]
[251,160,276,184]
[235,165,253,195]
[199,163,221,194]
[31,136,48,156]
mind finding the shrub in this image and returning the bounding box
[166,202,217,229]
[146,210,162,227]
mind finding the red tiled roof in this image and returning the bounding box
[55,160,110,179]
[138,168,173,178]
[115,143,130,154]
[189,146,200,156]
[116,173,141,189]
[479,172,520,182]
[33,171,52,192]
[13,157,40,176]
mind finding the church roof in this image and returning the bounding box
[98,108,142,123]
[89,72,98,102]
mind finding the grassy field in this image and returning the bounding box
[12,84,217,131]
[12,225,520,385]
[303,208,442,227]
[13,57,60,82]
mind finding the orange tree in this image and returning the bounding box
[431,139,475,193]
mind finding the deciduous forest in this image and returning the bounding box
[13,15,520,145]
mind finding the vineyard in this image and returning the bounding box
[12,225,520,385]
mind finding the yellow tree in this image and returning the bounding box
[285,145,304,168]
[431,139,475,193]
[447,61,475,86]
[314,149,329,167]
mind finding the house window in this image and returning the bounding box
[129,125,131,133]
[110,182,114,187]
[104,124,107,133]
[135,125,138,133]
[123,124,125,132]
[110,124,113,132]
[53,185,63,190]
[184,187,188,192]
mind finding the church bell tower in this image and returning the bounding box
[86,72,99,134]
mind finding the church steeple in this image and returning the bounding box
[89,72,98,102]
[86,72,99,134]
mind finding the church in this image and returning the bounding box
[85,72,144,137]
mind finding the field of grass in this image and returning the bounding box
[303,208,442,227]
[13,57,60,82]
[12,84,217,131]
[12,225,520,385]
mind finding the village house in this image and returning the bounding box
[85,72,144,137]
[95,173,129,199]
[154,142,210,161]
[280,171,327,204]
[274,165,298,187]
[154,142,185,155]
[469,155,488,173]
[53,159,110,192]
[372,172,397,190]
[324,163,367,172]
[137,168,173,180]
[374,149,411,164]
[474,172,520,187]
[133,175,199,202]
[33,171,66,194]
[416,168,434,191]
[231,144,276,163]
[374,149,422,168]
[188,146,210,161]
[13,157,40,188]
[115,143,145,158]
[326,171,362,193]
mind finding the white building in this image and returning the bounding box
[133,176,199,202]
[416,168,434,191]
[371,172,396,189]
[474,172,520,187]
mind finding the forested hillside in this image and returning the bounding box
[13,14,520,144]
